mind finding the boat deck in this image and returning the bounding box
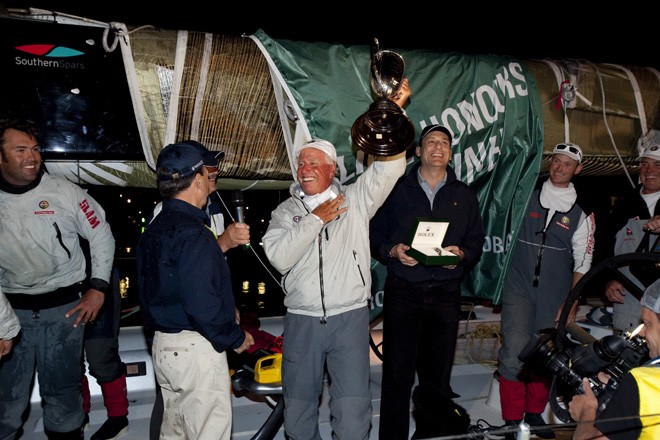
[19,304,607,439]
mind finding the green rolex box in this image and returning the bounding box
[407,218,460,266]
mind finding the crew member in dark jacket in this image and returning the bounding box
[136,140,254,440]
[370,124,485,439]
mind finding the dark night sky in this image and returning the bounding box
[3,2,659,70]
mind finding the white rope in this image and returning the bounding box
[101,27,119,52]
[588,62,635,188]
[540,59,571,142]
[115,22,154,171]
[604,63,649,146]
[190,33,214,140]
[165,30,188,146]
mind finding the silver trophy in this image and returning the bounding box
[351,38,415,156]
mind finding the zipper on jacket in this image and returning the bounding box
[353,250,365,286]
[53,222,71,259]
[533,229,547,287]
[318,234,327,324]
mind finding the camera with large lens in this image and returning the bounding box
[519,324,649,415]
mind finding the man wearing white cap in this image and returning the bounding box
[262,80,410,439]
[570,278,660,439]
[497,142,596,439]
[604,144,660,333]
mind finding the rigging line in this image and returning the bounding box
[102,27,119,52]
[215,191,283,289]
[587,61,635,188]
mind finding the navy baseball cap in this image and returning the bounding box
[419,124,453,145]
[157,140,224,181]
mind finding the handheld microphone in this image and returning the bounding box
[232,189,245,224]
[232,189,250,250]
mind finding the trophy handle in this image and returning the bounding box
[370,39,405,101]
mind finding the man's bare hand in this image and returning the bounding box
[217,222,250,252]
[442,245,464,269]
[568,378,599,423]
[604,280,626,304]
[234,331,255,354]
[391,78,411,108]
[65,289,105,328]
[313,195,347,224]
[389,243,418,267]
[643,215,660,233]
[0,339,13,360]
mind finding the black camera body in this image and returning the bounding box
[519,325,649,415]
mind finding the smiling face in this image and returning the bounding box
[416,130,451,169]
[640,157,660,195]
[548,153,582,188]
[296,147,336,196]
[640,307,660,358]
[204,165,219,195]
[0,128,42,186]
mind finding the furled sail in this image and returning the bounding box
[2,9,657,189]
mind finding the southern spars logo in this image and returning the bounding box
[14,43,86,70]
[16,44,83,57]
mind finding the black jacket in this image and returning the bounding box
[370,162,485,284]
[137,198,244,353]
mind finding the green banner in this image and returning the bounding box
[254,30,544,314]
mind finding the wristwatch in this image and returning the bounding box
[388,247,396,258]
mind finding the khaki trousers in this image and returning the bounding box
[153,330,231,440]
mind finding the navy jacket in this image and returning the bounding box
[370,162,485,284]
[136,198,244,353]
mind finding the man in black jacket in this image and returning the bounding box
[370,124,485,440]
[136,141,254,439]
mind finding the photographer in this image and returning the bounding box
[569,279,660,439]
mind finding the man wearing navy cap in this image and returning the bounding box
[137,140,254,440]
[497,142,595,439]
[370,123,485,439]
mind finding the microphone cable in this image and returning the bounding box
[215,190,283,289]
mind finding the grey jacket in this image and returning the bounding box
[263,155,405,318]
[0,172,115,294]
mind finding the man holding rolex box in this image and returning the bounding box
[370,123,485,439]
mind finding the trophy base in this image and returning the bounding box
[351,100,415,156]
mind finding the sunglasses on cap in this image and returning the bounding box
[554,143,582,162]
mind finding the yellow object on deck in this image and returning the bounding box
[254,353,282,384]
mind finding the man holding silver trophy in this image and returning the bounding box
[262,40,413,440]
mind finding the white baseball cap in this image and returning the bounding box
[552,143,583,164]
[295,139,337,163]
[641,279,660,314]
[639,144,660,161]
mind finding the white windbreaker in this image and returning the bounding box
[0,172,115,294]
[262,155,405,317]
[0,287,20,340]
